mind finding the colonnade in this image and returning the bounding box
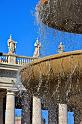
[0,90,81,124]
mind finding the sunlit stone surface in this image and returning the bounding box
[37,0,82,33]
[5,91,15,124]
[59,104,67,124]
[32,96,41,124]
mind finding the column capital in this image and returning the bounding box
[7,91,15,96]
[7,88,16,94]
[33,95,41,99]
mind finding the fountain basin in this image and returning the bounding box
[20,50,82,110]
[38,0,82,34]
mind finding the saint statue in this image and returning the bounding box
[33,38,41,58]
[58,42,64,53]
[8,35,16,54]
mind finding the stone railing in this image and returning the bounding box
[0,54,37,65]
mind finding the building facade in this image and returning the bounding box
[0,36,45,124]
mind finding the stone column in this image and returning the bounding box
[59,104,67,124]
[21,92,31,124]
[48,100,58,124]
[8,55,16,64]
[74,108,80,124]
[74,111,82,124]
[32,96,41,124]
[5,90,15,124]
[80,120,82,124]
[0,96,3,124]
[77,113,82,124]
[80,112,82,124]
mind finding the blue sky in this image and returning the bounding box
[0,0,81,123]
[0,0,82,57]
[15,109,74,124]
[0,0,38,56]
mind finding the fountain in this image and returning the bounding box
[19,50,82,124]
[18,0,82,124]
[36,0,82,34]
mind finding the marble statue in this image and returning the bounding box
[33,38,41,58]
[8,35,16,54]
[58,42,64,53]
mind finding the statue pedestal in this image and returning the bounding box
[8,55,16,64]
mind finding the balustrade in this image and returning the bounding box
[0,54,37,65]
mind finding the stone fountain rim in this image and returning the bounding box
[21,50,82,70]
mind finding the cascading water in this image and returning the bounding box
[37,0,82,34]
[19,50,82,124]
[16,0,82,123]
